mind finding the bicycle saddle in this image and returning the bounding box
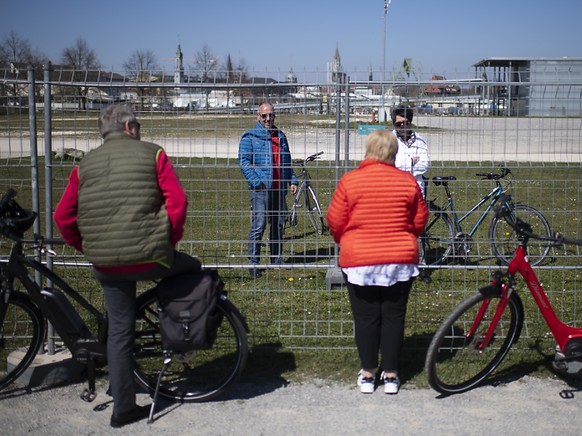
[432,176,456,186]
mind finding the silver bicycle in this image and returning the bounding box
[287,151,327,235]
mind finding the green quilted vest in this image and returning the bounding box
[77,132,174,267]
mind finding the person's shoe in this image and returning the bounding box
[249,268,262,278]
[357,370,375,394]
[380,372,400,395]
[272,257,286,265]
[110,405,150,428]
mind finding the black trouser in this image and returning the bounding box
[345,275,413,373]
[93,252,200,415]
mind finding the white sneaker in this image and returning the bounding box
[381,371,400,395]
[357,370,375,394]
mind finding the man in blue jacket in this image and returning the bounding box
[239,102,298,278]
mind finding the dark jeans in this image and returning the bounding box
[345,274,413,373]
[248,188,287,265]
[93,251,200,415]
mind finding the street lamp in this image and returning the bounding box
[381,0,392,122]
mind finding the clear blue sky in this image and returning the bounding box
[3,0,582,80]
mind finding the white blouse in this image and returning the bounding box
[342,264,419,287]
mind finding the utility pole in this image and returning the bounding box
[381,0,392,122]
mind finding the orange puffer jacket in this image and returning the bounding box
[326,158,428,268]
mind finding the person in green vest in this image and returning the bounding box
[54,104,200,428]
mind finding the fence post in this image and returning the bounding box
[27,67,40,235]
[44,63,54,243]
[344,78,350,172]
[326,80,345,290]
[43,63,57,355]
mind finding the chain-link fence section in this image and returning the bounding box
[1,66,581,351]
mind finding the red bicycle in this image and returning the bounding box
[425,195,582,395]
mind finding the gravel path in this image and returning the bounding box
[1,375,581,435]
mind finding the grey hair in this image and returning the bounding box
[98,104,137,138]
[364,129,398,164]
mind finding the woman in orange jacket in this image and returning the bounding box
[326,129,428,395]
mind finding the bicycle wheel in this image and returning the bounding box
[489,204,552,266]
[0,291,46,390]
[421,206,454,265]
[133,291,248,402]
[305,185,326,234]
[425,286,524,395]
[285,198,299,234]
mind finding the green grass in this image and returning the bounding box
[2,155,581,388]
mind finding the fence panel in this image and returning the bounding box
[1,68,581,353]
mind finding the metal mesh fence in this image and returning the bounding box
[1,67,581,352]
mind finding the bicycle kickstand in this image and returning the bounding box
[148,352,173,424]
[80,358,97,402]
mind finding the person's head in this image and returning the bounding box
[391,105,414,141]
[364,129,398,164]
[256,102,276,130]
[98,104,141,140]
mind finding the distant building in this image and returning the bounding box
[174,43,185,85]
[473,57,582,116]
[423,75,461,96]
[327,44,346,84]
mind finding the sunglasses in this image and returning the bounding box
[394,121,409,128]
[260,113,275,119]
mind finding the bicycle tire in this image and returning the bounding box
[284,184,304,235]
[305,186,326,234]
[489,204,552,266]
[420,206,454,265]
[133,291,248,402]
[0,291,46,390]
[425,286,524,395]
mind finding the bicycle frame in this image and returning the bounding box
[4,240,106,350]
[475,243,582,353]
[294,152,319,192]
[438,178,505,237]
[287,151,326,235]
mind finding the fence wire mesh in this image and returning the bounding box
[1,68,581,352]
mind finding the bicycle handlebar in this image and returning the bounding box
[476,167,511,180]
[293,151,324,165]
[0,189,63,246]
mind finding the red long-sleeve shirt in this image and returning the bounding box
[54,150,187,272]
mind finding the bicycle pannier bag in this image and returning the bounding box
[157,269,223,351]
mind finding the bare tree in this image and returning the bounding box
[232,57,249,107]
[123,49,161,109]
[61,37,100,109]
[0,31,49,108]
[0,30,49,69]
[0,30,32,67]
[123,49,160,81]
[61,37,100,70]
[193,44,218,82]
[235,58,249,83]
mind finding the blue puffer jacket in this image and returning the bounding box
[238,121,298,195]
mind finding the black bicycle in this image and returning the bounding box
[0,189,248,403]
[421,168,552,267]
